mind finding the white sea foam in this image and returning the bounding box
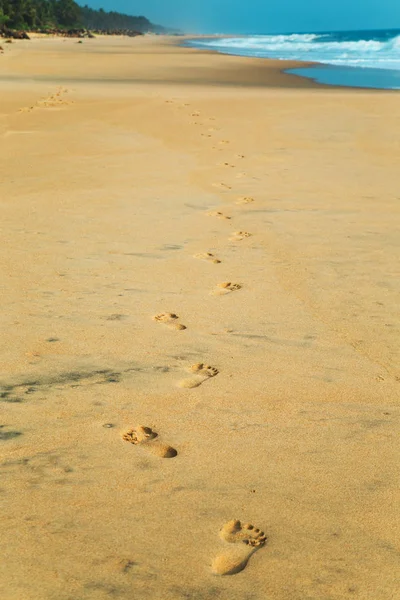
[193,33,400,71]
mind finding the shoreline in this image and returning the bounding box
[0,33,325,89]
[4,32,397,92]
[182,34,400,92]
[1,34,399,600]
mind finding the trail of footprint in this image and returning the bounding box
[206,211,231,220]
[212,520,267,575]
[212,282,242,296]
[123,425,177,458]
[153,313,187,330]
[229,231,252,241]
[177,363,219,388]
[194,252,221,264]
[212,183,232,191]
[18,87,72,113]
[236,197,254,205]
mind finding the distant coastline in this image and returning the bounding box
[0,0,172,39]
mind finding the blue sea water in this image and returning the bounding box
[186,29,400,90]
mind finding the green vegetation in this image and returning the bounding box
[0,0,81,30]
[79,5,157,33]
[0,0,162,33]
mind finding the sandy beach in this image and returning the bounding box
[1,34,399,599]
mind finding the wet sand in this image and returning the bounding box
[0,35,399,600]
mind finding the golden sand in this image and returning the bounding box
[0,34,399,599]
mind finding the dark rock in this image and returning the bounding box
[0,28,30,40]
[90,28,144,38]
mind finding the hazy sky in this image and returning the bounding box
[83,0,400,33]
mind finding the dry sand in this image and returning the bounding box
[0,34,399,599]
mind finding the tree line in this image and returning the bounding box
[0,0,161,33]
[79,5,157,32]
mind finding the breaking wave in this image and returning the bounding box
[190,30,400,71]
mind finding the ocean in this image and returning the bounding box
[186,29,400,90]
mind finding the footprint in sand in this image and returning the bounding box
[194,252,221,264]
[212,282,242,296]
[153,313,187,330]
[37,88,72,109]
[212,182,232,191]
[212,520,267,575]
[20,88,72,112]
[218,162,236,168]
[123,425,177,458]
[229,231,253,241]
[236,196,254,205]
[206,210,231,220]
[178,363,219,388]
